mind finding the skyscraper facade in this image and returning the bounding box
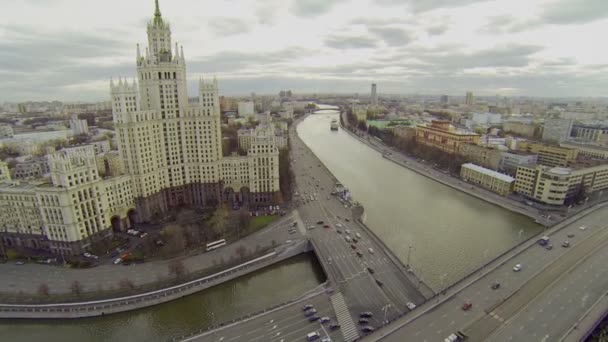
[112,1,279,221]
[371,83,378,106]
[465,91,474,106]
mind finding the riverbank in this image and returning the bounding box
[0,240,314,319]
[339,113,607,227]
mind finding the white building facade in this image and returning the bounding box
[111,1,279,220]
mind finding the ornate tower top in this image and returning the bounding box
[153,0,163,26]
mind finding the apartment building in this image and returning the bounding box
[518,142,578,167]
[415,120,480,154]
[458,143,502,170]
[461,163,515,196]
[561,142,608,160]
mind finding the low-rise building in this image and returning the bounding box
[458,143,502,170]
[571,124,608,144]
[503,121,541,139]
[0,124,14,138]
[561,141,608,160]
[514,162,608,205]
[392,125,416,141]
[0,161,10,182]
[500,151,538,175]
[415,120,479,154]
[460,163,515,196]
[518,142,578,167]
[11,157,49,180]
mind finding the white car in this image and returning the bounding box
[355,233,362,239]
[406,302,416,310]
[345,230,351,235]
[113,258,122,265]
[336,223,343,228]
[368,248,374,254]
[579,226,587,230]
[513,264,522,272]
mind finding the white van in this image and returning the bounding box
[355,233,361,239]
[307,331,320,341]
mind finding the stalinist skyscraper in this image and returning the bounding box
[112,1,279,220]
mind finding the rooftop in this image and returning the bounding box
[462,163,515,182]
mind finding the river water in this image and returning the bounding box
[0,253,325,342]
[1,109,541,340]
[297,111,542,289]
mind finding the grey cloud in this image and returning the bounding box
[207,17,251,36]
[375,0,490,12]
[427,24,448,35]
[542,0,608,24]
[368,27,413,46]
[290,0,343,18]
[324,35,377,49]
[422,44,543,69]
[188,48,309,73]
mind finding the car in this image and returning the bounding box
[336,230,342,234]
[345,229,351,235]
[336,223,343,228]
[352,238,358,243]
[289,230,296,235]
[155,240,165,246]
[361,326,375,333]
[355,233,361,239]
[317,221,324,225]
[579,225,587,231]
[345,218,350,222]
[350,244,357,249]
[320,316,331,323]
[360,311,373,318]
[329,323,341,330]
[562,241,570,248]
[323,224,330,228]
[367,267,375,274]
[321,338,331,342]
[445,331,468,342]
[139,232,148,238]
[567,233,575,238]
[304,308,317,316]
[113,258,123,265]
[290,221,298,227]
[491,282,500,290]
[359,318,370,324]
[368,248,374,254]
[462,302,472,311]
[356,251,363,257]
[375,279,384,286]
[513,264,522,272]
[306,332,320,341]
[14,261,25,265]
[309,315,320,322]
[285,240,292,243]
[308,225,316,230]
[546,244,553,250]
[406,302,416,310]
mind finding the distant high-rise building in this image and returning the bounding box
[371,83,378,106]
[69,114,89,135]
[465,91,475,106]
[440,95,449,104]
[238,101,255,117]
[542,118,574,143]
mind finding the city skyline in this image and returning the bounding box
[2,0,608,101]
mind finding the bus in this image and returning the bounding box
[206,239,227,251]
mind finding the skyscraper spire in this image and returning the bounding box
[153,0,163,26]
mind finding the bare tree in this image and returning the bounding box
[119,279,135,290]
[235,245,248,261]
[161,224,186,257]
[168,260,187,278]
[236,210,251,238]
[38,283,49,296]
[70,280,83,295]
[209,205,229,237]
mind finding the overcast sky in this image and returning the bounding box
[1,0,608,102]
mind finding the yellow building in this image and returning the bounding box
[502,121,541,139]
[0,161,10,182]
[458,143,502,170]
[514,162,608,205]
[561,142,608,160]
[518,142,578,167]
[460,163,514,196]
[416,120,479,154]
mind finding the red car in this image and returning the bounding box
[462,302,472,311]
[323,224,330,228]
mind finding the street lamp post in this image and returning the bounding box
[382,304,392,324]
[406,244,413,270]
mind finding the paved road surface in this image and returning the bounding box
[377,204,608,342]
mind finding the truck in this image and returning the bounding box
[538,236,550,246]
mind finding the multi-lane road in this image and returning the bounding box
[186,115,427,342]
[377,203,608,341]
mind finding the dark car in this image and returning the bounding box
[329,323,341,330]
[350,244,357,249]
[304,308,317,316]
[375,279,384,286]
[462,302,472,311]
[367,267,375,274]
[317,221,324,225]
[309,315,320,322]
[345,218,350,222]
[352,238,358,243]
[356,251,363,257]
[336,230,342,234]
[360,312,373,318]
[303,304,314,311]
[546,244,553,250]
[359,318,370,324]
[567,233,575,238]
[361,326,375,333]
[491,283,500,290]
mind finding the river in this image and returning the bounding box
[0,253,325,342]
[297,110,542,289]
